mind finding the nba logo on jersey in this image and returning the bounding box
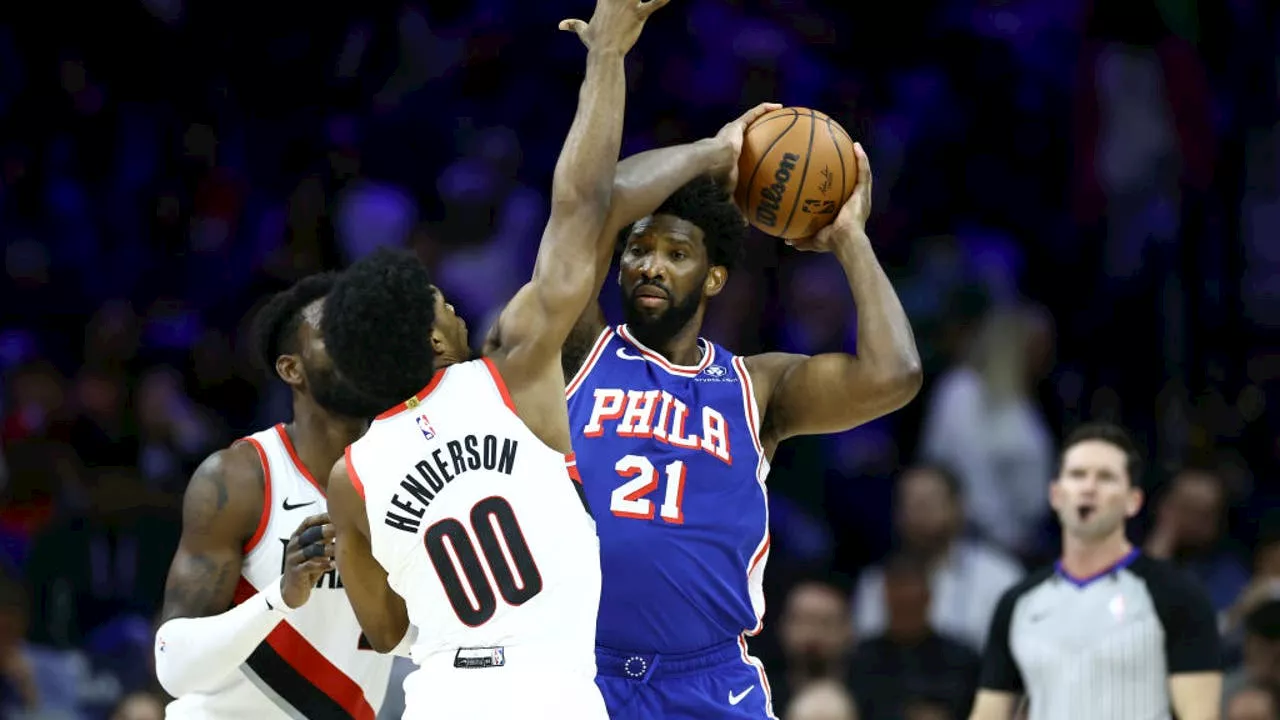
[416,414,436,440]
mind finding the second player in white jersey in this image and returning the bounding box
[168,425,392,720]
[345,359,601,677]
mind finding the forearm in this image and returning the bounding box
[591,138,732,276]
[550,48,627,210]
[532,47,628,293]
[833,232,921,378]
[154,577,289,696]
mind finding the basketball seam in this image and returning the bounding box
[826,115,847,235]
[740,108,800,225]
[778,108,817,239]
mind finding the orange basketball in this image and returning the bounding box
[735,107,858,240]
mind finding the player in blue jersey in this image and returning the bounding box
[558,124,923,718]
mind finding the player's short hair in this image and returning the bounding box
[321,248,438,408]
[617,175,747,270]
[1059,421,1144,487]
[250,272,339,377]
[900,462,964,501]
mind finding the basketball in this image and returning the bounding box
[735,107,858,240]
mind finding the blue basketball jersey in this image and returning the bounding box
[566,325,771,654]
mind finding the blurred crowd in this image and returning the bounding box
[0,0,1277,718]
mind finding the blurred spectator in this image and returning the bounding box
[1145,468,1250,611]
[1224,514,1280,649]
[1227,683,1280,720]
[1224,600,1280,705]
[24,468,177,650]
[771,574,856,713]
[785,678,859,720]
[133,366,220,496]
[853,465,1023,652]
[918,304,1055,555]
[0,570,38,716]
[847,555,979,720]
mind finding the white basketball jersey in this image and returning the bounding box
[346,358,601,678]
[166,424,392,720]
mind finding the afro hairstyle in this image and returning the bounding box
[321,248,438,406]
[617,175,747,270]
[250,272,339,378]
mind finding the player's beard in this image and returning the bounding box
[621,281,702,350]
[307,363,386,420]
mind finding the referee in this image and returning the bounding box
[969,422,1222,720]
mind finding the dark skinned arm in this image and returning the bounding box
[154,446,278,696]
[562,103,781,379]
[750,143,922,456]
[328,457,412,653]
[489,0,668,452]
[155,445,338,696]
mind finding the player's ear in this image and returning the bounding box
[1125,487,1144,518]
[1047,478,1062,511]
[276,354,304,387]
[430,327,448,355]
[704,266,728,298]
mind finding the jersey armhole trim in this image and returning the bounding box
[240,437,273,554]
[344,445,366,500]
[480,356,518,413]
[731,356,766,460]
[565,452,582,484]
[565,327,614,400]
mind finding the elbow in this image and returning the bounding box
[365,628,405,654]
[551,175,613,218]
[873,357,923,412]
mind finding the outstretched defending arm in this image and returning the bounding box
[489,0,667,390]
[154,446,334,696]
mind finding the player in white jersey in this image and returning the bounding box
[154,274,404,720]
[317,1,668,717]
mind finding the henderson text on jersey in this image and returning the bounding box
[383,433,521,534]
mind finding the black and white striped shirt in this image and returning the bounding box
[978,550,1220,720]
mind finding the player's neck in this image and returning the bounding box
[288,402,368,488]
[1059,532,1133,579]
[631,322,705,367]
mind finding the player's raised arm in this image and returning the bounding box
[327,456,412,654]
[561,102,781,378]
[747,144,922,454]
[489,0,667,387]
[154,447,334,696]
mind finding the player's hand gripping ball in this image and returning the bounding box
[734,107,860,241]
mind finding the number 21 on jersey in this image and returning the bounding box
[611,455,686,524]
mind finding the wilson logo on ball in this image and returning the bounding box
[754,152,801,228]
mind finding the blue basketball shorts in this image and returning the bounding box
[594,638,777,719]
